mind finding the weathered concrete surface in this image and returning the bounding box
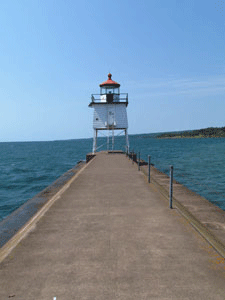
[0,161,86,248]
[1,152,225,300]
[141,164,225,256]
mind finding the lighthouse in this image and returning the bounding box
[89,73,129,153]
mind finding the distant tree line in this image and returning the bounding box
[157,127,225,138]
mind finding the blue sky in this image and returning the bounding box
[0,0,225,142]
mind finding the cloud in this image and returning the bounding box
[126,75,225,98]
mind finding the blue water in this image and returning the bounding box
[1,135,225,221]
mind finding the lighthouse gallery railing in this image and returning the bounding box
[90,93,128,105]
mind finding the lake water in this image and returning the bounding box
[0,135,225,221]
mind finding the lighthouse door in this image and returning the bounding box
[108,110,114,126]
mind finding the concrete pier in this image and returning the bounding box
[1,152,225,299]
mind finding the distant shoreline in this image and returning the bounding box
[157,126,225,139]
[157,135,225,139]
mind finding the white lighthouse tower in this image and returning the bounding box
[89,73,129,153]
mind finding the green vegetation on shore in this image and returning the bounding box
[157,127,225,139]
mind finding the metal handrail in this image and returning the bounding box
[90,93,128,104]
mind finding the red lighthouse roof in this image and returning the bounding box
[99,73,120,87]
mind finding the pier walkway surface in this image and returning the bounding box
[1,152,225,299]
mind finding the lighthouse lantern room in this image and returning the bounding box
[89,73,129,153]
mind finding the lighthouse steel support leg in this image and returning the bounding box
[107,128,109,151]
[112,128,114,151]
[92,129,98,154]
[125,129,129,154]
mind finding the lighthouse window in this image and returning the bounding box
[96,118,99,120]
[107,88,113,94]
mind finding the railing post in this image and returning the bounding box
[132,149,134,164]
[138,152,140,171]
[148,155,151,183]
[169,166,173,209]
